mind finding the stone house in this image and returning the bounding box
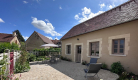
[60,0,138,74]
[25,31,53,51]
[0,32,20,46]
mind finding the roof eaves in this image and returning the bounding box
[60,0,135,40]
[61,18,138,40]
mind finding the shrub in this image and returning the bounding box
[0,43,19,53]
[111,62,124,74]
[101,63,107,69]
[0,59,5,65]
[15,62,30,73]
[28,53,36,62]
[117,72,129,80]
[0,55,7,65]
[82,60,87,65]
[15,50,30,73]
[60,56,71,62]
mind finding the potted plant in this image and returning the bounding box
[91,50,95,56]
[96,51,99,56]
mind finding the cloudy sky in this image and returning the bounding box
[0,0,128,40]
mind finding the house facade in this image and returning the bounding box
[0,32,20,46]
[25,31,53,51]
[61,0,138,74]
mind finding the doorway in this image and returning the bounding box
[76,45,81,63]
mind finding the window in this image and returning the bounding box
[89,42,99,56]
[66,45,71,54]
[112,39,125,54]
[77,46,81,54]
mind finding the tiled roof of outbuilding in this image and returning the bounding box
[51,40,60,44]
[0,33,14,42]
[61,0,138,40]
[35,31,54,44]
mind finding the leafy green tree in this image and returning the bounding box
[14,30,25,42]
[0,42,19,53]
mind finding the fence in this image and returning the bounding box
[0,49,21,79]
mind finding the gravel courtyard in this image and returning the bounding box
[14,60,119,80]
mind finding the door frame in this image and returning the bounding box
[74,43,83,63]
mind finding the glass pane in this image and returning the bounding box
[114,49,117,53]
[78,46,81,54]
[120,49,124,53]
[120,45,124,48]
[92,43,95,48]
[67,45,71,54]
[114,45,118,48]
[96,42,99,47]
[114,40,118,44]
[120,40,125,44]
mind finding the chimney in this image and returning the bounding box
[13,32,17,37]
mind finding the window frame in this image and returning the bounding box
[89,41,99,56]
[87,38,102,58]
[66,45,71,54]
[108,34,130,56]
[112,38,125,55]
[65,43,72,55]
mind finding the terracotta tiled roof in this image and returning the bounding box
[61,0,138,40]
[35,31,54,44]
[0,33,14,42]
[51,40,60,44]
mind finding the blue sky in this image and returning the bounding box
[0,0,128,40]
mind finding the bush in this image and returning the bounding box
[117,72,129,80]
[0,59,5,65]
[111,62,124,74]
[14,62,30,73]
[0,43,19,53]
[28,54,36,62]
[61,56,71,62]
[101,63,107,69]
[0,55,7,65]
[14,50,30,73]
[33,48,61,56]
[82,60,87,65]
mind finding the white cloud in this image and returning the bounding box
[23,1,28,4]
[31,17,62,36]
[14,24,16,26]
[75,15,80,20]
[111,0,128,3]
[46,36,52,40]
[23,36,29,40]
[59,6,62,9]
[45,19,50,23]
[0,18,4,23]
[55,37,59,40]
[107,3,115,9]
[99,3,105,9]
[74,7,104,23]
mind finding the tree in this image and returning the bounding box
[14,30,25,42]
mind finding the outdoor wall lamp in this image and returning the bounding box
[77,38,79,40]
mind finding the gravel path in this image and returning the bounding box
[14,60,119,80]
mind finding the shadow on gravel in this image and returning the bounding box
[46,60,99,80]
